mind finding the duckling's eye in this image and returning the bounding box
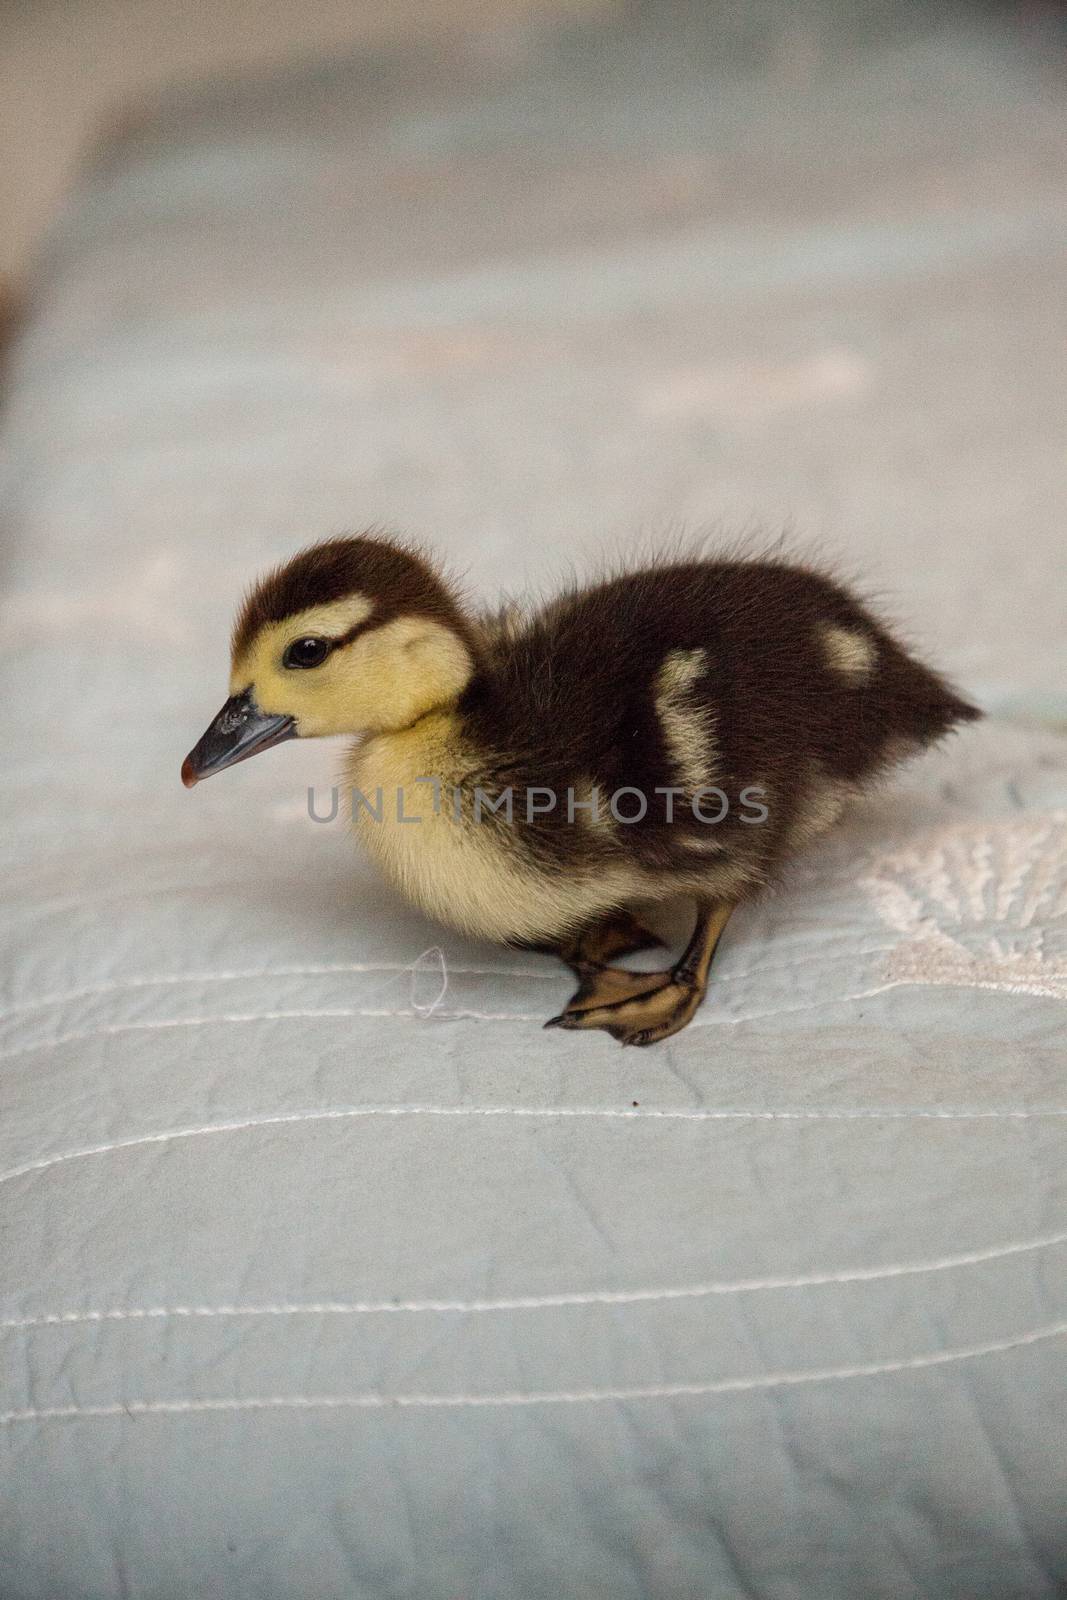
[283,636,330,670]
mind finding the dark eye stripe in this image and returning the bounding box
[281,613,383,671]
[331,615,381,649]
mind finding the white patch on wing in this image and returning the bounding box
[571,775,615,838]
[819,624,876,683]
[654,647,716,795]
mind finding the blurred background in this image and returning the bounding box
[3,3,1064,279]
[0,0,1064,717]
[0,0,608,285]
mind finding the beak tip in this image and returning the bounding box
[181,692,296,788]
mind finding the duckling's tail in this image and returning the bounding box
[940,690,983,727]
[886,646,982,748]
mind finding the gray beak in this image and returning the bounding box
[181,687,296,787]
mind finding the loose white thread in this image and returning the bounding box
[409,948,448,1018]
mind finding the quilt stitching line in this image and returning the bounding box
[0,1008,550,1066]
[0,940,903,1022]
[0,961,564,1020]
[0,972,1034,1068]
[4,1102,1066,1189]
[3,1318,1065,1424]
[6,1226,1067,1331]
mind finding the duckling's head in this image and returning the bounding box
[181,535,475,786]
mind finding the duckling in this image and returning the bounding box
[181,535,980,1045]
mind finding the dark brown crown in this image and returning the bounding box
[232,535,475,658]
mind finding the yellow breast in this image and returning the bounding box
[345,713,643,944]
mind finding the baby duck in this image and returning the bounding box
[182,535,979,1045]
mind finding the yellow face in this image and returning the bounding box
[230,595,474,738]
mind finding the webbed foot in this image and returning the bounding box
[544,901,735,1047]
[545,967,702,1045]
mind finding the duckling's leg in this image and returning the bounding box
[545,901,734,1046]
[558,908,663,974]
[514,909,661,973]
